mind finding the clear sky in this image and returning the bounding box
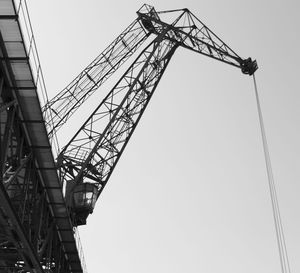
[27,1,299,273]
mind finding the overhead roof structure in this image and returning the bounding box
[0,0,85,272]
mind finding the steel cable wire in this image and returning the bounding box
[253,74,291,273]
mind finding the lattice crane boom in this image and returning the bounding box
[0,2,258,271]
[43,19,150,138]
[137,5,257,74]
[59,36,177,226]
[56,4,257,226]
[44,5,257,141]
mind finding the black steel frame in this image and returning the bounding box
[44,5,257,139]
[58,31,178,199]
[0,3,257,272]
[0,71,72,272]
[58,4,257,212]
[43,19,150,139]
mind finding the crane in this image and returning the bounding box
[3,3,295,273]
[0,2,261,272]
[44,5,256,140]
[47,4,257,226]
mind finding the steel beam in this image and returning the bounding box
[59,29,178,214]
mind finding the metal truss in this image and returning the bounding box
[43,19,149,139]
[57,4,257,212]
[0,72,73,272]
[58,33,178,201]
[136,4,257,73]
[44,4,257,140]
[0,3,258,271]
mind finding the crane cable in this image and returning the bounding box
[252,74,291,273]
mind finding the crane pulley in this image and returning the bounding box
[49,4,257,225]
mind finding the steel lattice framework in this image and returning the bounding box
[58,34,178,200]
[0,0,84,272]
[56,4,257,222]
[0,2,257,272]
[44,5,257,140]
[0,72,75,272]
[43,19,150,139]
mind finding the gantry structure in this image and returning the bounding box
[0,0,86,272]
[0,0,257,272]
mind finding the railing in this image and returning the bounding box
[13,0,60,156]
[12,1,88,272]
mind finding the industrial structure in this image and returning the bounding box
[0,0,257,272]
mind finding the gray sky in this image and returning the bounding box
[27,1,300,273]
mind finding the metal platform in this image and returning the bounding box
[0,0,85,272]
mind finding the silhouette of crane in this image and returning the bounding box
[49,4,257,226]
[0,2,256,272]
